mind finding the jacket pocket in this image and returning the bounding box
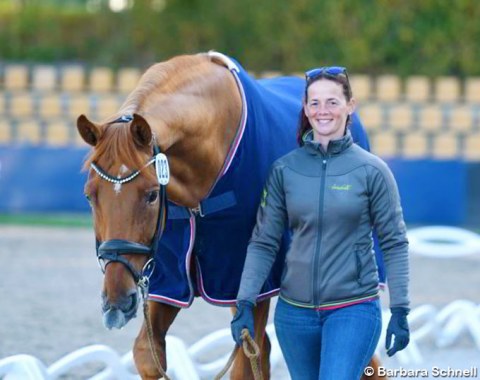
[355,250,362,285]
[355,248,378,286]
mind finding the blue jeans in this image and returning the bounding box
[274,298,382,380]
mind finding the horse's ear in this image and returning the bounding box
[131,113,152,148]
[77,115,101,146]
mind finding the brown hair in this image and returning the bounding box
[296,73,353,146]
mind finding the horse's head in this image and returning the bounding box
[77,113,167,329]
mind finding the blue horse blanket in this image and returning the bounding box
[148,57,384,307]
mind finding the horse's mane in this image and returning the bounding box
[120,53,212,114]
[83,53,221,182]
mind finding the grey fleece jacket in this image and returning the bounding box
[237,131,409,309]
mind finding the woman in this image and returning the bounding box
[231,67,410,379]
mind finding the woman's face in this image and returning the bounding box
[304,79,355,144]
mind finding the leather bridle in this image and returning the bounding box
[91,115,169,295]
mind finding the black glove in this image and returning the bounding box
[385,307,410,357]
[231,300,255,345]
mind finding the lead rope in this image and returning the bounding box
[214,328,263,380]
[140,283,171,380]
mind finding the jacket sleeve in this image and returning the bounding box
[236,163,288,304]
[351,112,387,284]
[368,161,410,309]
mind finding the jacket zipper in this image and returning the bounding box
[313,156,328,306]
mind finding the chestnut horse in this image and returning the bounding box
[77,52,385,380]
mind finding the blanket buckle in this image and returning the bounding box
[190,204,205,217]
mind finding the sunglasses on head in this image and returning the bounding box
[305,66,349,83]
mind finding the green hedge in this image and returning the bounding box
[1,0,479,76]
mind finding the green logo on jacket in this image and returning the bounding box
[260,188,268,207]
[331,184,352,191]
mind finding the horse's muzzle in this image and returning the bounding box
[102,290,139,329]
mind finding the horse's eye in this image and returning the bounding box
[146,190,159,204]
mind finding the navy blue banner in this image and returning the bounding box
[0,145,90,213]
[0,146,478,226]
[466,163,480,226]
[386,159,468,226]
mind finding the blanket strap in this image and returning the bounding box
[168,191,237,219]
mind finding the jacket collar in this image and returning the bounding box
[303,129,353,156]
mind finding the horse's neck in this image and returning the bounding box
[129,64,242,207]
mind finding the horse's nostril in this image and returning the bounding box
[101,290,138,312]
[120,292,138,321]
[125,292,138,311]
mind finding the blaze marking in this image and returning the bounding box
[114,165,130,194]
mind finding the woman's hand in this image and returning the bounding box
[385,307,410,356]
[231,300,255,345]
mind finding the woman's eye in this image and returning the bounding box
[146,190,159,204]
[85,194,92,203]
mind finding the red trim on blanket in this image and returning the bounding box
[148,294,191,308]
[221,70,248,176]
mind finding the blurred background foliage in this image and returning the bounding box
[0,0,479,75]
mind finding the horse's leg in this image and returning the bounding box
[133,301,180,380]
[230,298,271,380]
[361,355,388,380]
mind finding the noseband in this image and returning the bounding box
[92,115,169,295]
